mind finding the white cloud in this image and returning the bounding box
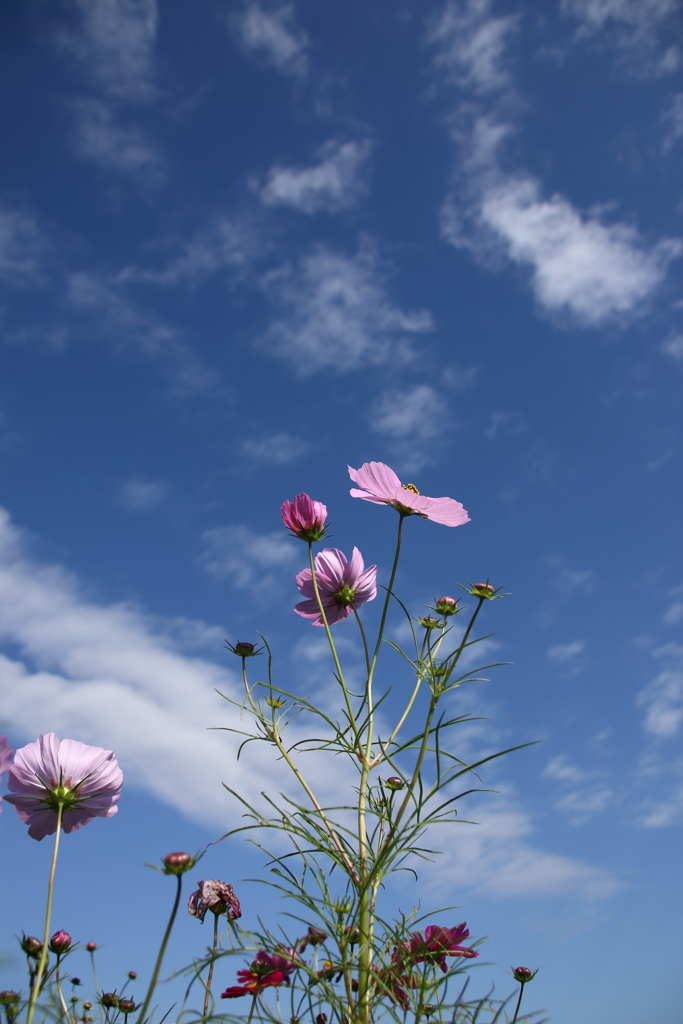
[662,334,683,359]
[70,99,164,181]
[120,477,167,511]
[662,93,683,149]
[261,242,434,375]
[639,772,683,827]
[369,385,449,471]
[554,786,615,824]
[427,0,518,95]
[231,2,309,77]
[57,0,158,102]
[237,433,309,465]
[561,0,681,77]
[547,640,586,665]
[637,669,683,737]
[0,208,46,286]
[198,525,299,599]
[544,754,586,784]
[664,602,683,626]
[446,174,681,325]
[546,556,596,594]
[258,139,373,214]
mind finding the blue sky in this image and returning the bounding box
[0,1,682,1021]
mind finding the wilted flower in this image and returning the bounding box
[5,733,123,841]
[392,924,478,973]
[281,493,329,543]
[188,880,242,922]
[221,951,298,998]
[295,548,377,626]
[20,935,43,959]
[511,966,537,984]
[349,462,469,528]
[0,736,13,811]
[49,931,72,955]
[162,851,194,875]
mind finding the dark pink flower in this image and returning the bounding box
[348,462,469,528]
[295,547,377,626]
[0,736,13,812]
[281,493,329,542]
[5,733,123,841]
[392,924,478,973]
[221,951,298,998]
[188,879,242,922]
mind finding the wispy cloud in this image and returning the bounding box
[544,754,586,784]
[661,93,683,150]
[637,669,683,737]
[70,99,165,182]
[369,384,449,472]
[261,241,434,375]
[426,0,518,95]
[546,556,596,594]
[0,208,47,286]
[561,0,681,78]
[663,601,683,626]
[662,334,683,359]
[486,410,525,439]
[120,477,167,511]
[56,0,159,102]
[546,639,587,675]
[237,433,309,466]
[198,524,299,600]
[258,139,373,214]
[231,2,309,77]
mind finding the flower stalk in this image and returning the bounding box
[26,802,64,1024]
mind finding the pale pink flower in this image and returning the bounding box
[348,462,469,527]
[281,493,328,542]
[5,733,123,841]
[0,736,13,812]
[295,547,377,626]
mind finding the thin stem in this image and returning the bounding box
[26,803,64,1024]
[353,608,371,679]
[55,957,71,1023]
[510,982,525,1024]
[368,514,405,678]
[136,874,183,1024]
[308,542,358,737]
[203,913,219,1020]
[245,995,257,1024]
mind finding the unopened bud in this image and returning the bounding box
[49,931,72,955]
[344,926,360,945]
[316,1015,327,1024]
[384,777,404,790]
[423,1006,436,1016]
[100,994,119,1009]
[351,978,359,992]
[511,967,536,984]
[435,596,459,616]
[162,851,194,875]
[127,972,137,980]
[231,641,259,657]
[118,1000,137,1014]
[0,993,20,1008]
[20,935,43,958]
[71,978,82,986]
[418,615,441,629]
[86,942,97,952]
[83,1004,92,1011]
[290,1018,300,1024]
[70,996,79,1003]
[472,582,495,598]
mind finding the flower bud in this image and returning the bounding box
[83,1004,92,1011]
[422,1006,436,1016]
[127,972,137,980]
[71,978,82,986]
[0,993,20,1008]
[384,777,405,791]
[344,926,360,945]
[86,942,97,952]
[162,851,194,875]
[511,966,536,984]
[99,994,119,1009]
[281,494,329,543]
[351,978,359,992]
[472,582,495,598]
[435,596,459,616]
[316,1015,327,1024]
[418,616,441,629]
[118,1000,137,1014]
[49,931,72,955]
[20,935,43,959]
[290,1018,300,1024]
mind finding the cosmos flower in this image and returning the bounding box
[295,547,377,626]
[348,462,469,527]
[392,924,478,973]
[221,951,298,998]
[5,733,123,841]
[281,493,329,542]
[0,736,13,811]
[188,880,242,922]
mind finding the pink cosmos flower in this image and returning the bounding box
[392,924,478,973]
[188,880,242,922]
[295,547,377,626]
[221,950,298,998]
[348,462,469,527]
[0,736,13,812]
[5,733,123,841]
[281,493,329,542]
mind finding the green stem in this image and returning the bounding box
[510,982,525,1024]
[26,803,64,1024]
[136,874,183,1024]
[368,514,405,680]
[353,608,371,679]
[55,957,71,1023]
[245,995,257,1024]
[308,542,358,738]
[203,913,219,1020]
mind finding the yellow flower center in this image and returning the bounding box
[402,483,420,494]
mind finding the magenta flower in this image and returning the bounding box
[281,493,329,542]
[348,462,469,527]
[5,733,123,841]
[0,736,13,811]
[221,950,299,998]
[188,880,242,922]
[295,547,377,626]
[392,924,478,973]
